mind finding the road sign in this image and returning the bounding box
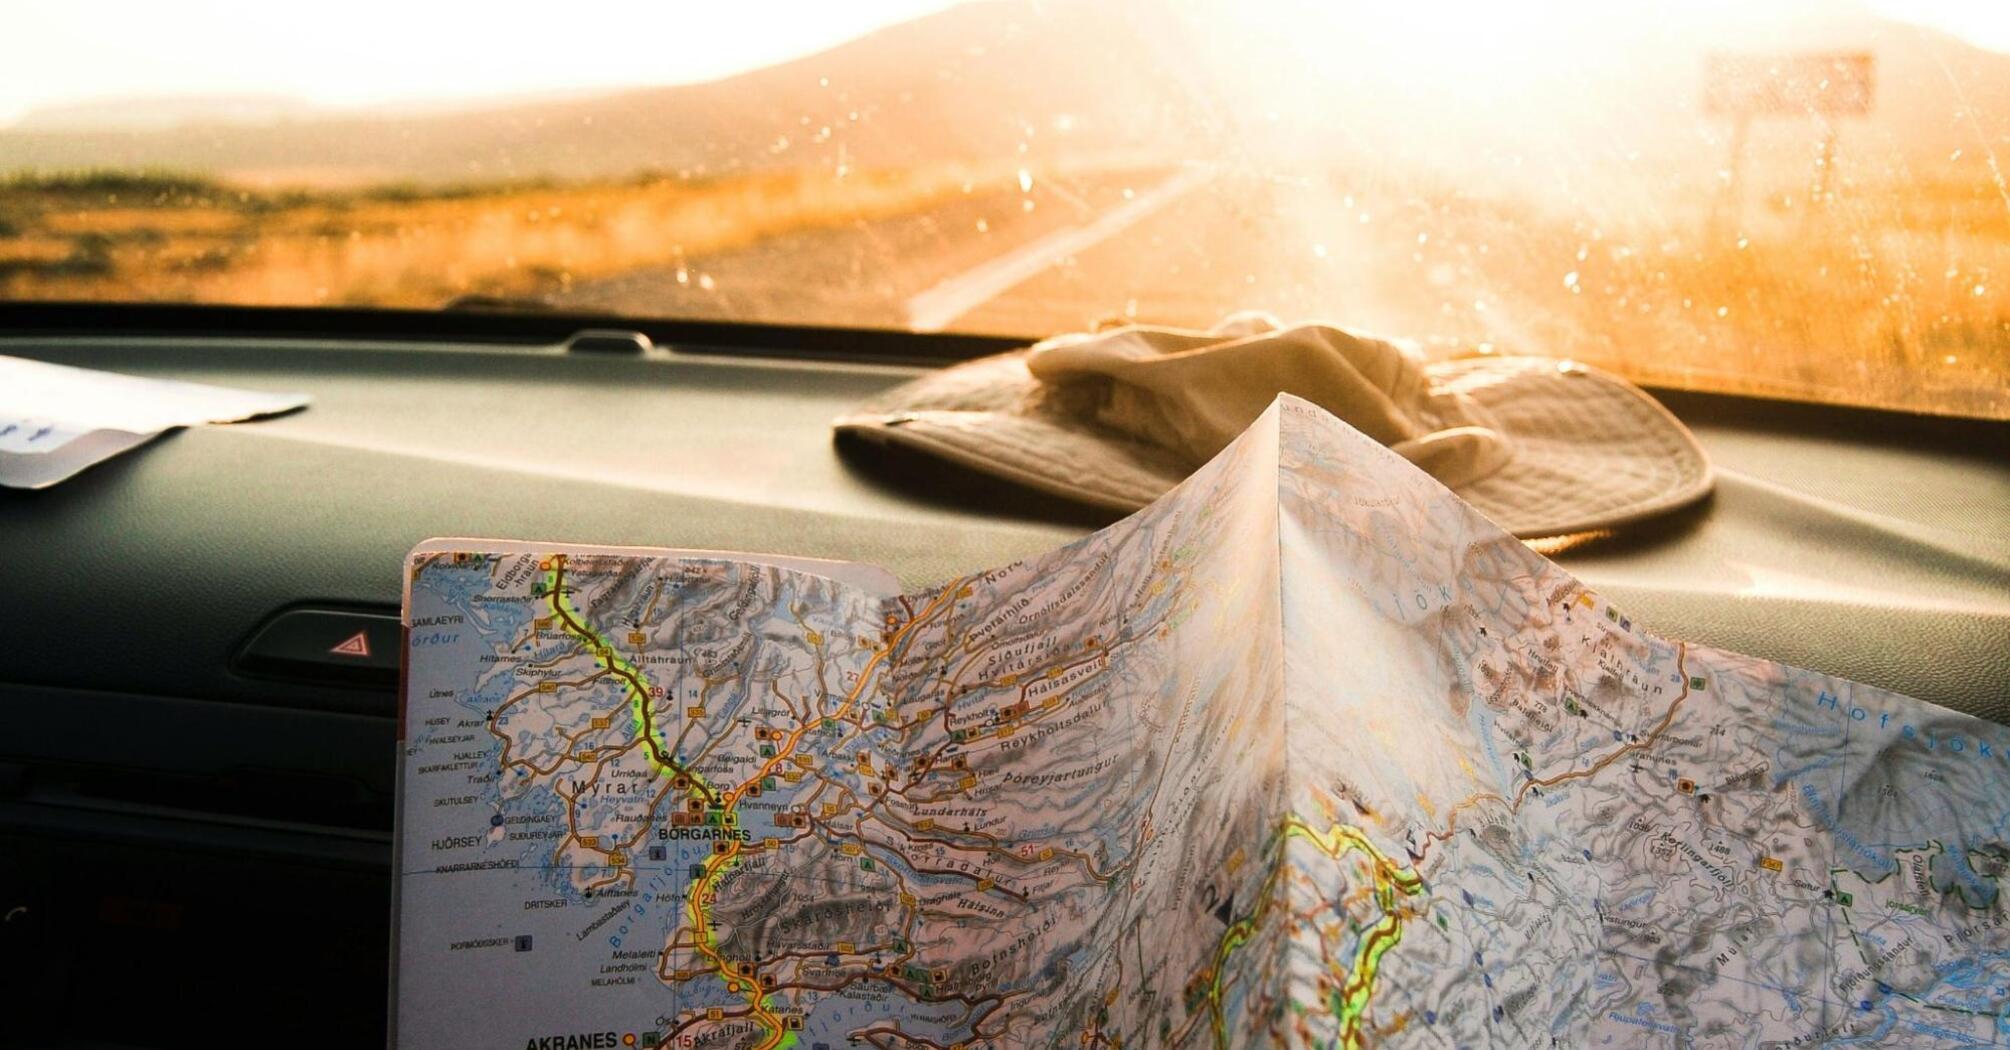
[1705,51,1875,225]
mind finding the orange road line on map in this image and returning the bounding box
[678,580,966,1050]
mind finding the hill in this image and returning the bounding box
[0,1,1194,184]
[0,1,2005,192]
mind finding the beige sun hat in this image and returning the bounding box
[835,313,1712,537]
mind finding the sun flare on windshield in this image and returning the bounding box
[1,0,2004,417]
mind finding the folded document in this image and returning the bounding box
[0,354,309,488]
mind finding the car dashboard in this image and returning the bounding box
[0,309,2004,1048]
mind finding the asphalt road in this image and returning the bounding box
[550,168,1165,334]
[551,166,1487,347]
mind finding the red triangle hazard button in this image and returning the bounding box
[329,631,372,658]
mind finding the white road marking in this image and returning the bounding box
[905,166,1215,332]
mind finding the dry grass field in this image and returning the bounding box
[0,165,1012,308]
[1392,170,2010,419]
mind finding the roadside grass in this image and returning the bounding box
[1327,166,2010,419]
[1483,197,2005,418]
[1,168,224,198]
[0,165,1026,308]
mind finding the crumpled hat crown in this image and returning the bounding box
[1025,312,1514,490]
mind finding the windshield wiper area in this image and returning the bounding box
[437,293,557,313]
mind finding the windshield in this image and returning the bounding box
[3,0,2005,418]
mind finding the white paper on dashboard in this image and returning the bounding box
[0,354,310,488]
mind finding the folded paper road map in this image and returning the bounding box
[395,396,2008,1049]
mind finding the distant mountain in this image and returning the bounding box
[10,94,320,133]
[0,1,1201,183]
[0,0,2002,189]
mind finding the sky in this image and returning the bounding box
[1878,0,2010,50]
[2,0,2005,127]
[0,1,956,126]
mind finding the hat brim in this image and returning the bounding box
[834,351,1711,538]
[1427,357,1712,536]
